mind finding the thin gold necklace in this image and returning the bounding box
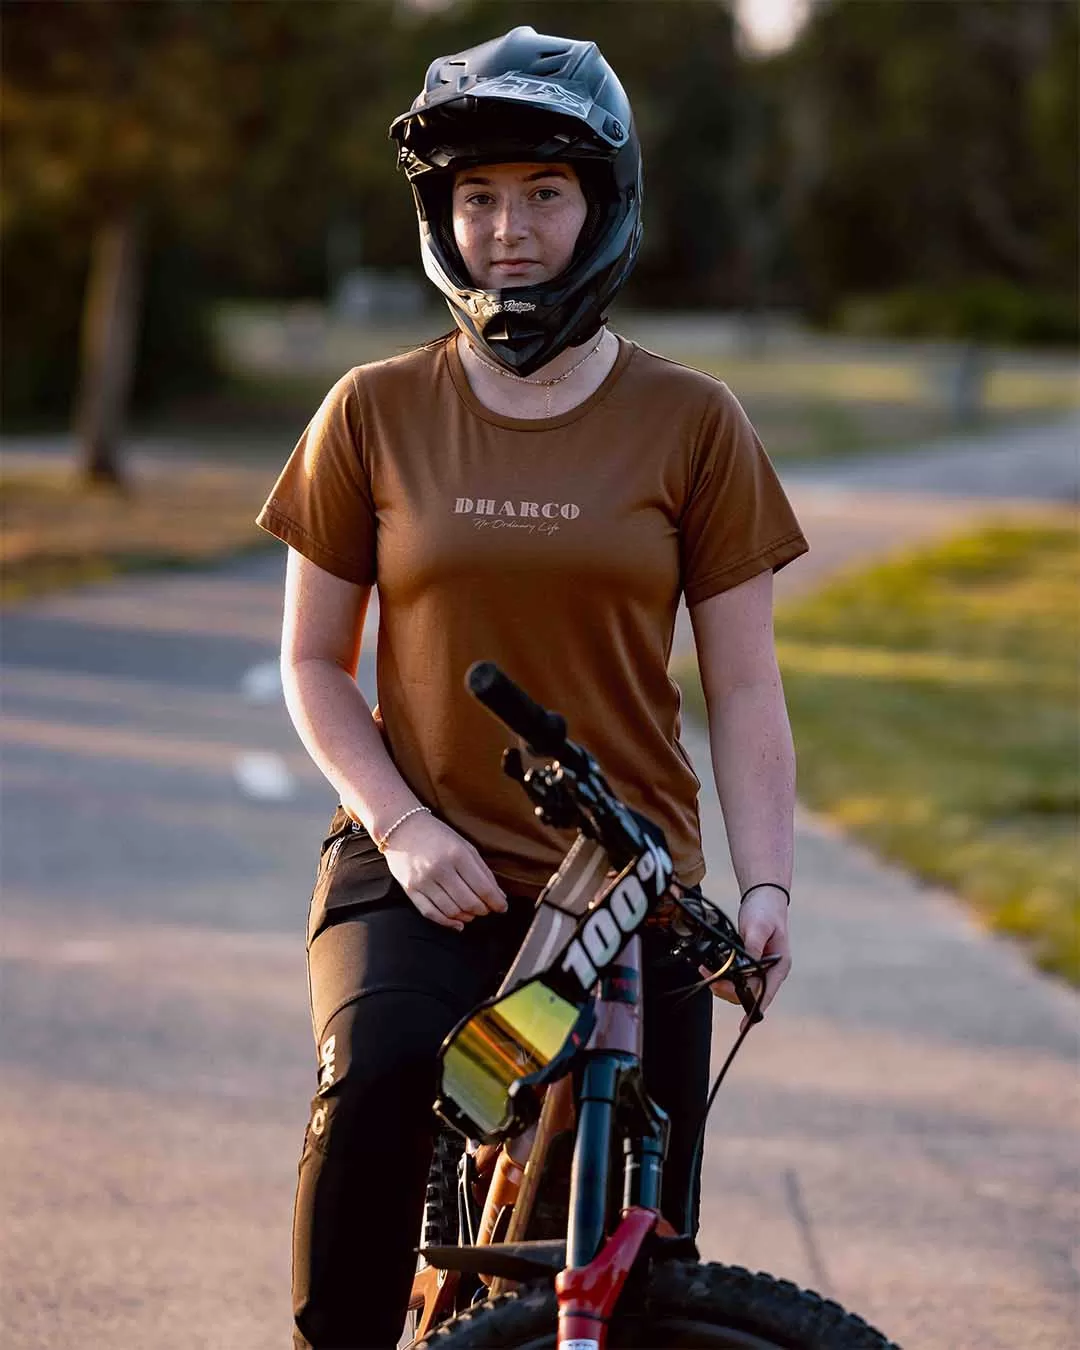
[463,330,606,417]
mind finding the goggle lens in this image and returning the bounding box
[439,980,582,1140]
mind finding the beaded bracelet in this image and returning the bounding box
[375,805,431,853]
[740,882,791,906]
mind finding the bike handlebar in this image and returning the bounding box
[466,662,771,1023]
[467,661,571,761]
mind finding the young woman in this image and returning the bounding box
[257,26,808,1350]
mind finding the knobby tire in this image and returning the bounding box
[415,1259,901,1349]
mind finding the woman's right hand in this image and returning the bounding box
[380,812,508,930]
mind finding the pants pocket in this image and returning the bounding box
[306,810,399,947]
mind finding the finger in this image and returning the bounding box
[738,912,774,962]
[456,854,508,914]
[758,949,792,1013]
[737,947,792,1030]
[410,889,465,932]
[427,877,482,926]
[698,965,741,1004]
[428,872,487,920]
[440,880,491,923]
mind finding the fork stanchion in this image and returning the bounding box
[565,1056,622,1269]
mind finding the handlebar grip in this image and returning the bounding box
[466,662,568,757]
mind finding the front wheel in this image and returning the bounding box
[415,1259,900,1348]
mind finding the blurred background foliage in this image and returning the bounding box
[1,0,1076,431]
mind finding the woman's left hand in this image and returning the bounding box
[701,886,791,1031]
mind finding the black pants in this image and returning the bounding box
[293,819,713,1350]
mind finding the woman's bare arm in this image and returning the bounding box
[281,548,506,927]
[689,568,794,1019]
[281,547,413,834]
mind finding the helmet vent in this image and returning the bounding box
[533,53,569,74]
[436,57,468,89]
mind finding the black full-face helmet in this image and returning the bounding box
[389,25,642,376]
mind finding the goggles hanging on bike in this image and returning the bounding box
[435,831,674,1142]
[435,977,594,1142]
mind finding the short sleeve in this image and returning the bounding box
[679,383,808,607]
[256,369,377,586]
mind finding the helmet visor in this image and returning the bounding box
[392,79,627,175]
[426,72,628,145]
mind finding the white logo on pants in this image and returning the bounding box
[318,1034,337,1092]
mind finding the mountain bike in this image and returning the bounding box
[403,661,898,1349]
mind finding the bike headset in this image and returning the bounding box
[388,24,643,378]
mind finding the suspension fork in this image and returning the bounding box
[566,1053,622,1269]
[564,1051,670,1265]
[565,936,659,1266]
[559,1051,669,1349]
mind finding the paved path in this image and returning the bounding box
[781,413,1079,501]
[776,413,1077,599]
[686,413,1079,1347]
[689,721,1079,1350]
[0,559,329,1349]
[1,419,1077,1348]
[673,412,1077,656]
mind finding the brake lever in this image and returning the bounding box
[731,962,766,1025]
[693,953,778,1023]
[662,888,779,1023]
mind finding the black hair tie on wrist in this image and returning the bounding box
[740,882,791,906]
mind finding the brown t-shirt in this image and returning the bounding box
[257,334,807,896]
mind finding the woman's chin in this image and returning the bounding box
[487,267,547,288]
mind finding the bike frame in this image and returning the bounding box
[410,930,686,1350]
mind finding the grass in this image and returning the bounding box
[1,460,276,602]
[676,519,1080,982]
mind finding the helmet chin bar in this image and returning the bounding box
[455,305,559,380]
[448,283,607,378]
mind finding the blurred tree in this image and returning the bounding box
[767,0,1078,337]
[2,1,228,480]
[0,0,402,479]
[187,1,410,298]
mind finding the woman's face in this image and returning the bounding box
[451,161,588,290]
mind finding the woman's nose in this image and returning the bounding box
[493,197,528,243]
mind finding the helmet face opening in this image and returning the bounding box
[416,151,618,293]
[389,26,643,377]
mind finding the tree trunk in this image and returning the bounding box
[75,208,143,487]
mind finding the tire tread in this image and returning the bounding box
[416,1259,902,1348]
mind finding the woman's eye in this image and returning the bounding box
[467,193,493,207]
[533,188,559,201]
